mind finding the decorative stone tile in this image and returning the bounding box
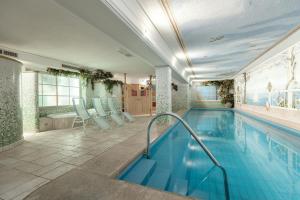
[0,57,23,148]
[155,67,172,114]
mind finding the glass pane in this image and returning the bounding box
[57,76,69,86]
[39,96,43,107]
[42,74,56,85]
[38,85,43,95]
[70,78,80,87]
[43,96,57,106]
[42,85,56,95]
[70,87,80,97]
[58,86,69,96]
[58,96,70,106]
[199,86,217,100]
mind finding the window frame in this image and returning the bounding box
[38,73,80,107]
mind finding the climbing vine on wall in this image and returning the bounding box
[203,79,234,107]
[46,68,122,93]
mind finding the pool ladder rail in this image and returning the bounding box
[145,112,230,200]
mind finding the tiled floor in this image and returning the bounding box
[0,115,189,200]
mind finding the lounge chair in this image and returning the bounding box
[108,97,135,122]
[92,97,124,126]
[72,97,111,130]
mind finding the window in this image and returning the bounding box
[39,74,80,107]
[197,85,218,100]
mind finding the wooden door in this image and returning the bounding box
[125,84,151,115]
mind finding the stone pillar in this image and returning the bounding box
[0,56,23,150]
[156,66,172,114]
[22,72,39,133]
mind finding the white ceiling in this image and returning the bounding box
[1,0,300,82]
[170,0,300,79]
[137,0,300,79]
[0,0,166,76]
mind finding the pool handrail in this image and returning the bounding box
[145,112,230,200]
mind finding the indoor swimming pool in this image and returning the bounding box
[119,109,300,200]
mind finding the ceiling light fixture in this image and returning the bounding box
[117,48,133,57]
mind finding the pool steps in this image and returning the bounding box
[121,158,189,196]
[167,177,188,195]
[121,159,156,184]
[146,168,171,190]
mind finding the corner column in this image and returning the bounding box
[22,72,39,133]
[155,66,172,114]
[0,56,23,150]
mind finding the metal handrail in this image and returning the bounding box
[145,112,230,200]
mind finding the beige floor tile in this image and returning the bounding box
[0,115,180,200]
[0,177,48,200]
[40,164,76,180]
[31,153,67,166]
[0,157,19,167]
[13,161,43,173]
[0,167,36,195]
[61,154,94,166]
[31,161,65,177]
[20,149,59,162]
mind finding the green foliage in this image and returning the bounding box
[47,67,122,93]
[203,80,234,107]
[47,68,80,77]
[103,79,123,94]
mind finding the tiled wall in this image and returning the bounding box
[22,72,39,132]
[156,67,172,114]
[0,57,23,149]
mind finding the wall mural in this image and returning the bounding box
[235,42,300,109]
[172,80,190,112]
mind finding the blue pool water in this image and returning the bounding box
[119,109,300,200]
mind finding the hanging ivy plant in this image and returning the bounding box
[90,70,113,89]
[47,68,80,77]
[103,79,123,94]
[46,67,123,92]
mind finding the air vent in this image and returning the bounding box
[117,48,133,57]
[3,50,18,57]
[0,49,18,58]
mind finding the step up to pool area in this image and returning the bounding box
[120,158,191,198]
[146,168,171,190]
[120,159,156,184]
